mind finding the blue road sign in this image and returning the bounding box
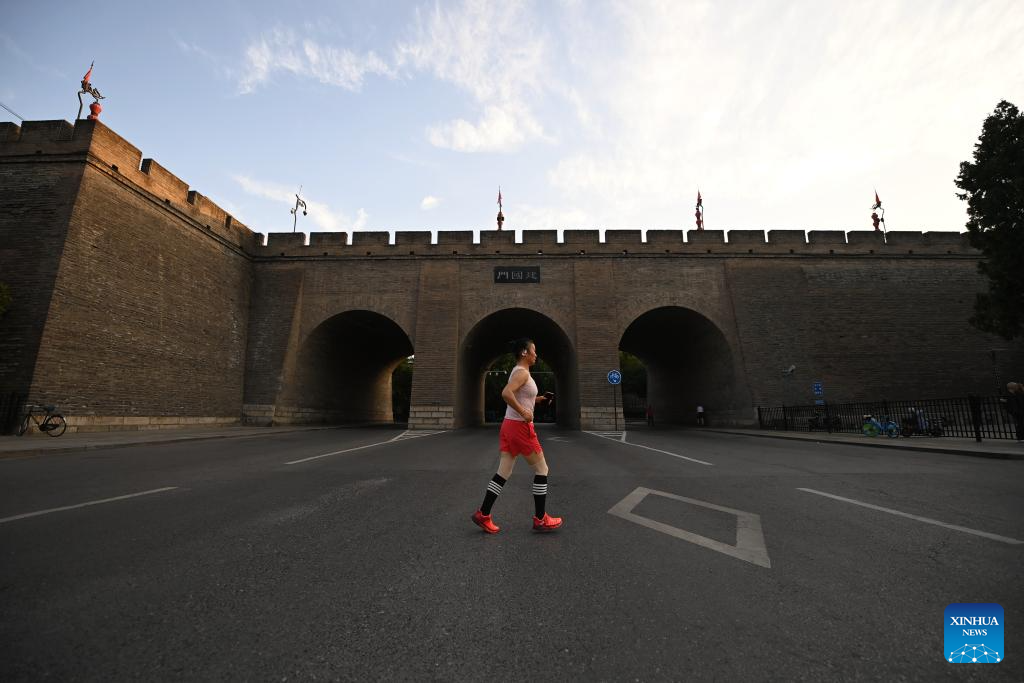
[607,370,622,385]
[813,381,824,396]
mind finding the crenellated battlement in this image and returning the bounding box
[0,119,259,252]
[256,227,975,258]
[0,119,977,261]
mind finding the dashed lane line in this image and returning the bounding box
[797,488,1024,545]
[584,431,714,466]
[0,487,180,525]
[285,430,448,465]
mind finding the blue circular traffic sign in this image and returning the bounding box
[607,370,622,385]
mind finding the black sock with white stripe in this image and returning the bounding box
[533,475,548,518]
[480,473,506,515]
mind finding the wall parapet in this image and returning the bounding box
[0,119,257,252]
[254,228,977,258]
[2,120,976,260]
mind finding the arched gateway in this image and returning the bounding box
[458,308,578,429]
[2,119,1020,433]
[621,306,750,426]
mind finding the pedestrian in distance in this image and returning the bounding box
[646,403,655,427]
[696,404,706,426]
[1000,381,1024,441]
[472,338,563,534]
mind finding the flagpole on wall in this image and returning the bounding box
[496,186,504,231]
[696,189,704,231]
[871,189,887,243]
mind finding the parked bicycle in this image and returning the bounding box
[900,409,946,438]
[862,413,899,438]
[808,411,842,432]
[16,404,67,437]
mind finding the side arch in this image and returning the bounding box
[619,306,751,426]
[275,309,414,424]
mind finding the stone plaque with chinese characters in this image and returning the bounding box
[494,266,540,284]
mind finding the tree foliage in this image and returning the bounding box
[618,351,647,398]
[0,282,10,317]
[391,356,414,423]
[954,100,1024,339]
[484,353,556,422]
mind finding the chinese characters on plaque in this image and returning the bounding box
[494,267,541,284]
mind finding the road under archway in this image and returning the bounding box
[620,306,748,426]
[457,308,578,429]
[277,310,413,424]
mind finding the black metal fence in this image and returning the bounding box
[757,396,1021,441]
[1,392,26,435]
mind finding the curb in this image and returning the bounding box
[702,428,1023,460]
[0,425,347,459]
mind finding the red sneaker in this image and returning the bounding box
[532,513,563,532]
[472,510,500,534]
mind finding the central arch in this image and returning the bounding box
[620,306,749,426]
[457,308,579,429]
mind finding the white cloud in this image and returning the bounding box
[420,195,440,210]
[223,1,1023,229]
[238,28,395,94]
[396,0,553,151]
[428,104,547,152]
[235,2,555,152]
[232,174,368,233]
[544,0,1024,229]
[507,204,591,231]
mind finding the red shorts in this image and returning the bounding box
[499,418,543,457]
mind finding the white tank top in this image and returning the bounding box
[504,366,538,421]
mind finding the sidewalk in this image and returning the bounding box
[701,427,1024,459]
[3,423,1021,460]
[0,424,347,459]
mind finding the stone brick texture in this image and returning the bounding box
[2,119,1022,432]
[1,120,251,429]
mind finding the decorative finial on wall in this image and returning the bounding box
[291,186,308,233]
[77,62,106,121]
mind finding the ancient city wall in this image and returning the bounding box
[0,120,254,431]
[1,118,1018,433]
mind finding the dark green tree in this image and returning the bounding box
[954,100,1024,339]
[618,351,647,398]
[485,354,556,422]
[0,282,10,317]
[391,356,414,423]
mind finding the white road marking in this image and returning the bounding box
[286,430,447,465]
[0,487,180,525]
[609,487,771,568]
[797,488,1024,545]
[584,431,714,466]
[391,430,446,441]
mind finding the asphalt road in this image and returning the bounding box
[1,426,1021,681]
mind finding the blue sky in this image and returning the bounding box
[3,0,1022,238]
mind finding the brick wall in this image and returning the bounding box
[3,119,1022,434]
[1,120,252,431]
[0,123,83,398]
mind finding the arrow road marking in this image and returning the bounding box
[609,487,771,568]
